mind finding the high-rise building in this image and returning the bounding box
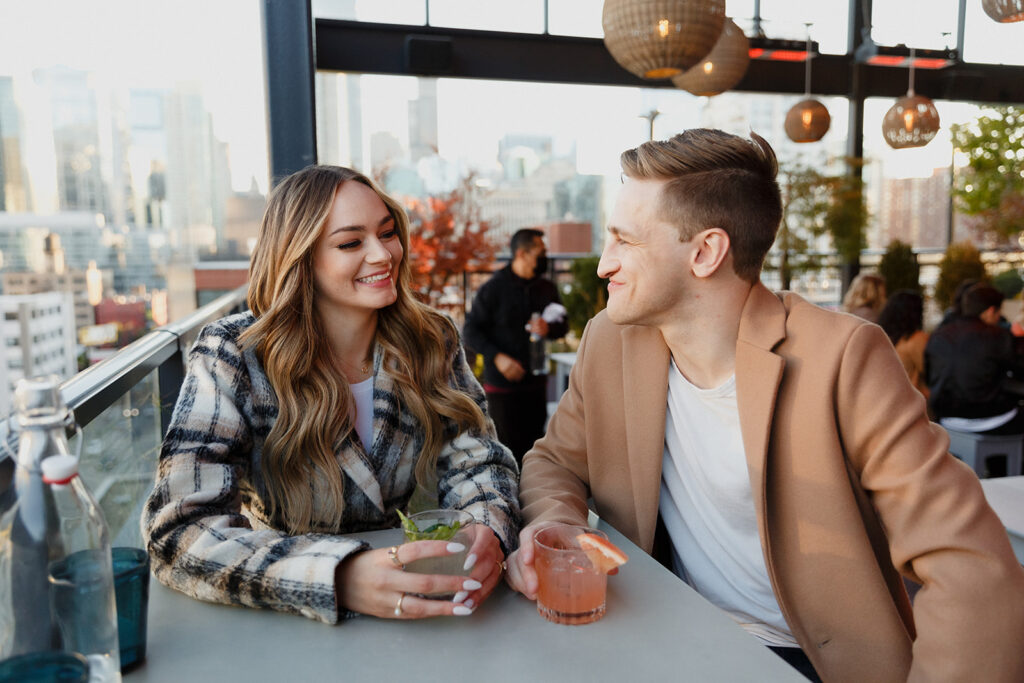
[0,290,78,416]
[879,168,951,250]
[315,72,365,170]
[223,183,266,256]
[409,79,438,162]
[0,212,111,274]
[0,76,32,212]
[33,66,109,217]
[127,89,171,229]
[164,84,231,257]
[3,268,101,331]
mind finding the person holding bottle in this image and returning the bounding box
[142,165,519,624]
[463,229,568,465]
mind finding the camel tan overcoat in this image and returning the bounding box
[521,284,1024,682]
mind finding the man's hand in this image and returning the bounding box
[504,524,544,600]
[495,352,526,382]
[526,317,550,338]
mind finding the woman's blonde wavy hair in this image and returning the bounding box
[240,165,489,534]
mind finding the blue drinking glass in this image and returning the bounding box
[0,651,90,682]
[111,547,150,673]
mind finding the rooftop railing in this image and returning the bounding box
[0,285,249,547]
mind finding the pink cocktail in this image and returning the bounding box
[533,525,608,625]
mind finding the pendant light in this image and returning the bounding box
[671,17,750,96]
[784,28,830,143]
[882,48,940,149]
[602,0,726,80]
[982,0,1024,22]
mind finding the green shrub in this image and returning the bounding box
[878,240,921,294]
[934,242,987,310]
[992,268,1024,299]
[562,255,606,338]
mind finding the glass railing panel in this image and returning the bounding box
[69,368,162,549]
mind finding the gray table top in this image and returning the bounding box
[127,516,802,682]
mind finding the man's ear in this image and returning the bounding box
[690,228,731,279]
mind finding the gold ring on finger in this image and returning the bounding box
[388,545,404,569]
[394,593,405,617]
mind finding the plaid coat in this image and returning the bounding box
[142,312,520,624]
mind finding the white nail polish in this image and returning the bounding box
[452,590,469,603]
[464,598,475,609]
[453,605,473,616]
[447,542,466,553]
[462,553,477,571]
[463,579,483,590]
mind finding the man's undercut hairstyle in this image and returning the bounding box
[961,282,1003,318]
[510,228,544,256]
[620,129,782,283]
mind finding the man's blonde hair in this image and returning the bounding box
[620,129,782,283]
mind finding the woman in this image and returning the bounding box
[842,272,887,323]
[878,290,929,401]
[143,166,520,623]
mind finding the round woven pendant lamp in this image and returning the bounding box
[882,94,940,148]
[882,49,940,149]
[671,17,749,96]
[783,30,830,143]
[982,0,1024,22]
[602,0,726,80]
[785,99,831,143]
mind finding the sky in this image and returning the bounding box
[0,0,1020,196]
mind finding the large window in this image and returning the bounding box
[316,71,849,305]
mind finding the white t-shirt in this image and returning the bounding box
[349,376,374,453]
[659,358,797,647]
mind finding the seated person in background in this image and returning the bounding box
[936,277,979,329]
[926,282,1024,436]
[841,272,886,323]
[143,165,519,623]
[506,129,1024,682]
[878,290,930,401]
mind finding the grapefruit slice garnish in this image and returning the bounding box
[577,533,629,573]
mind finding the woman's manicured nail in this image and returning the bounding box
[462,553,478,571]
[446,542,466,553]
[462,579,482,590]
[464,598,475,609]
[453,605,473,616]
[452,590,469,603]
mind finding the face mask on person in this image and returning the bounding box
[533,253,548,277]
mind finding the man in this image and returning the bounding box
[506,129,1024,682]
[464,228,567,464]
[926,282,1024,436]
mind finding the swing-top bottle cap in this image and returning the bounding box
[14,375,71,428]
[41,454,79,485]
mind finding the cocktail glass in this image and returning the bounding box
[401,509,475,599]
[533,525,608,625]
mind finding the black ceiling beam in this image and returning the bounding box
[315,19,1024,105]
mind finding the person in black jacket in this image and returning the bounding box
[464,229,568,464]
[925,282,1024,435]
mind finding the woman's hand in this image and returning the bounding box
[336,541,480,619]
[455,523,507,611]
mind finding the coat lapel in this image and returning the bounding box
[622,325,671,545]
[734,284,787,522]
[334,348,386,514]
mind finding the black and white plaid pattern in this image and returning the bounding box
[142,312,520,623]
